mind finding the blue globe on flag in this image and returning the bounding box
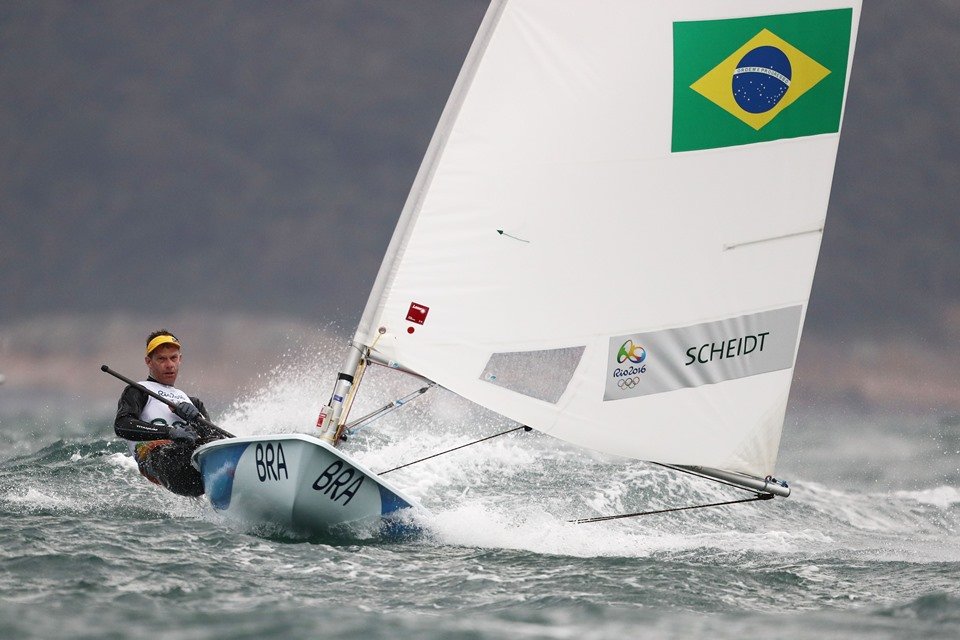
[732,45,792,114]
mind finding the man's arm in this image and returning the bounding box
[188,396,209,421]
[114,385,169,441]
[188,396,223,443]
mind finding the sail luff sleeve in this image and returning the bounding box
[353,0,510,349]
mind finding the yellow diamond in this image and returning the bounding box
[690,29,831,131]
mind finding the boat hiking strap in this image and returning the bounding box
[568,493,773,524]
[377,425,532,475]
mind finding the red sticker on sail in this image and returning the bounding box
[406,302,430,325]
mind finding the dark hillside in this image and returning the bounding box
[0,1,486,320]
[812,0,960,339]
[0,1,958,342]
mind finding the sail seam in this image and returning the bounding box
[723,225,824,251]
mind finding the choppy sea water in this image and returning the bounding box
[2,359,960,639]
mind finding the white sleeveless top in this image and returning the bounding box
[129,380,196,454]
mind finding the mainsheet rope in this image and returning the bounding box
[568,493,774,524]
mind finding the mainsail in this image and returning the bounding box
[345,0,861,481]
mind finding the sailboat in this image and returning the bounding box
[192,0,862,536]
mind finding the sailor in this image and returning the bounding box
[114,330,225,496]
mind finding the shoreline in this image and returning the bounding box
[2,312,959,418]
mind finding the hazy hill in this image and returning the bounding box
[1,1,958,340]
[814,0,960,339]
[0,0,960,334]
[0,0,486,321]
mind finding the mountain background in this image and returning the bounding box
[1,1,959,415]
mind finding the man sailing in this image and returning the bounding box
[114,330,226,496]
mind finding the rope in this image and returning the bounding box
[378,425,532,475]
[568,493,773,524]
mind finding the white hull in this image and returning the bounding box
[191,434,423,536]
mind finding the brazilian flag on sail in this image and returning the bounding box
[672,9,853,152]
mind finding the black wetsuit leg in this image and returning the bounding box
[134,429,229,497]
[139,440,205,497]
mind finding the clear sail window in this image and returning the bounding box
[480,346,585,404]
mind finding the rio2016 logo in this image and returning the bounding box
[613,339,647,384]
[617,340,646,364]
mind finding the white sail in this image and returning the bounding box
[354,0,861,478]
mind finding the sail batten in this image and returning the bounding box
[355,0,861,479]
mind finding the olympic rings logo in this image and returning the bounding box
[617,340,646,364]
[617,377,642,389]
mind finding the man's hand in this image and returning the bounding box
[174,401,201,422]
[167,423,199,443]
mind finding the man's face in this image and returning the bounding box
[145,344,181,385]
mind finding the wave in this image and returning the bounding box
[4,356,959,564]
[876,592,960,625]
[0,437,205,522]
[190,361,960,560]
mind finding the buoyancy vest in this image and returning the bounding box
[130,380,196,454]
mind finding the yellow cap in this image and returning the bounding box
[146,334,181,357]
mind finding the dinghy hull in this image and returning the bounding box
[191,434,421,536]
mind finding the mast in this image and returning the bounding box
[319,1,510,447]
[353,0,509,347]
[316,341,365,444]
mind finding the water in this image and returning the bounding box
[2,358,960,639]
